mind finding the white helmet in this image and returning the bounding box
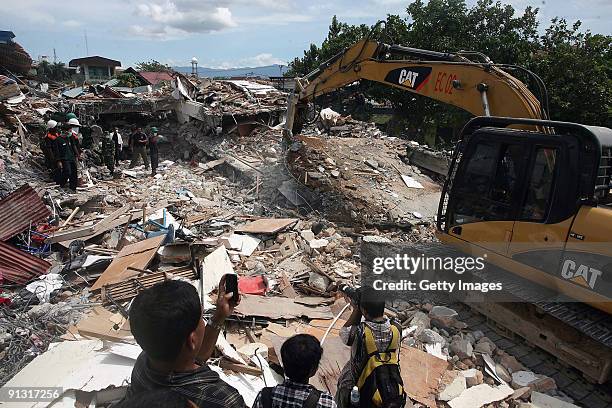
[67,118,81,127]
[46,120,58,130]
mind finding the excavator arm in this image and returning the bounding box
[285,39,545,136]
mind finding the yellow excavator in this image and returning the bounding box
[284,34,612,383]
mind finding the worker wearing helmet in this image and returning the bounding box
[148,126,163,176]
[67,117,83,155]
[42,120,60,182]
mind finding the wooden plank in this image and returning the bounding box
[219,359,263,376]
[235,294,333,320]
[46,204,131,244]
[91,235,165,292]
[235,218,298,234]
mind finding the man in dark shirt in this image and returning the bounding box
[125,277,245,408]
[129,126,150,170]
[148,126,162,176]
[52,125,80,191]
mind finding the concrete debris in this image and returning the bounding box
[530,391,580,408]
[438,374,467,401]
[450,338,474,359]
[447,383,514,408]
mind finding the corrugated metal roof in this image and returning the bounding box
[0,241,50,284]
[0,184,50,241]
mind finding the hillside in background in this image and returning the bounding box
[173,64,288,78]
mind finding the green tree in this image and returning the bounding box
[528,19,611,127]
[115,72,140,88]
[135,59,172,72]
[37,60,71,81]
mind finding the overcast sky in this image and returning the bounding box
[5,0,611,69]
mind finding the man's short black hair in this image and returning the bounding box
[360,286,385,318]
[281,334,323,381]
[115,389,191,408]
[129,280,201,361]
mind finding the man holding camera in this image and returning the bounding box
[336,287,405,408]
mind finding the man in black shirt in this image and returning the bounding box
[52,125,80,191]
[129,127,149,170]
[125,277,245,408]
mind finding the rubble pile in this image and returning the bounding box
[0,72,594,408]
[192,78,287,116]
[288,132,442,226]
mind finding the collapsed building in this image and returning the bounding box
[0,66,605,408]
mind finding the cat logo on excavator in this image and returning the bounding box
[384,67,432,91]
[561,259,602,289]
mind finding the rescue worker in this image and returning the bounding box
[148,127,162,176]
[101,131,116,175]
[66,117,83,155]
[112,127,123,164]
[129,127,149,170]
[42,120,60,182]
[53,123,80,192]
[127,125,137,159]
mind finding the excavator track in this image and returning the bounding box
[404,242,612,384]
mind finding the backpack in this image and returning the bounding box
[356,324,406,408]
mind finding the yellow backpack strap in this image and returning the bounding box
[363,325,378,355]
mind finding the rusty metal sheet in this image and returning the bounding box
[0,241,51,284]
[0,184,50,241]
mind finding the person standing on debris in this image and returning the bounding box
[129,126,150,170]
[52,123,80,191]
[101,131,115,175]
[66,116,83,154]
[42,120,60,182]
[125,277,245,408]
[148,126,162,176]
[112,127,123,164]
[336,287,406,408]
[253,334,337,408]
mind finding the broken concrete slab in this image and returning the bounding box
[530,391,580,408]
[438,374,467,401]
[447,383,514,408]
[400,346,450,408]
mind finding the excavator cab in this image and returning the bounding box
[437,116,612,309]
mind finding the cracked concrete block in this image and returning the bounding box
[438,375,466,401]
[450,339,473,359]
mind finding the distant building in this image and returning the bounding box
[69,56,121,83]
[123,67,174,86]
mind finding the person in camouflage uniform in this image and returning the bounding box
[101,131,115,175]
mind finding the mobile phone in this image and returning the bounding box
[225,274,239,303]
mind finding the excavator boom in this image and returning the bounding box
[285,39,544,136]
